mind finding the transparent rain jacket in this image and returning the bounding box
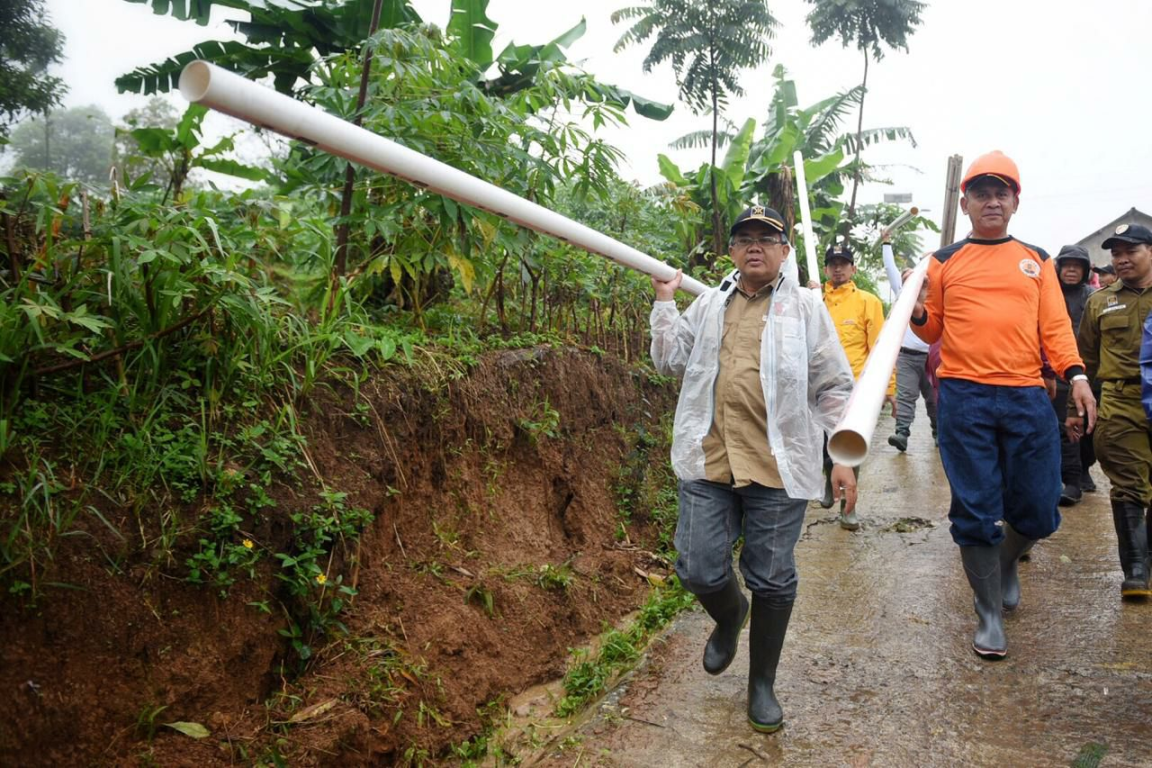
[650,271,854,499]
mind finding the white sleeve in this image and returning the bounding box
[882,243,902,292]
[806,297,855,435]
[649,298,700,378]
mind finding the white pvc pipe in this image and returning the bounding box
[878,206,919,243]
[178,61,708,296]
[827,258,929,467]
[792,150,820,289]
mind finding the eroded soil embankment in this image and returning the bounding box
[0,346,677,765]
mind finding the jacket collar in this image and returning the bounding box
[823,280,857,297]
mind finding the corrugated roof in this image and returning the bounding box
[1076,207,1152,266]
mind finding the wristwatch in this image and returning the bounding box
[1070,374,1089,383]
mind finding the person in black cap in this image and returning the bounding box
[1069,223,1152,599]
[1093,264,1118,289]
[1053,245,1099,504]
[814,241,896,529]
[649,205,855,732]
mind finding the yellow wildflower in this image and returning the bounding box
[242,539,254,549]
[315,573,327,585]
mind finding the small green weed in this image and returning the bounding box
[555,577,694,717]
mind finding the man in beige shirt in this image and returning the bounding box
[650,205,855,733]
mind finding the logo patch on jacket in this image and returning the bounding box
[1018,259,1041,278]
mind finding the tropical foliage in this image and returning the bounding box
[805,0,926,221]
[655,65,916,283]
[0,0,66,136]
[613,0,778,265]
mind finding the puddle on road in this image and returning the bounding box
[881,516,937,533]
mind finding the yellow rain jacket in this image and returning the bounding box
[823,281,896,396]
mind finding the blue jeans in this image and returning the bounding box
[937,379,1062,547]
[674,480,807,601]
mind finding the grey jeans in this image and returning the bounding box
[895,348,938,434]
[674,480,807,601]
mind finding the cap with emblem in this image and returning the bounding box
[1101,223,1152,249]
[960,150,1021,194]
[730,205,786,238]
[824,243,854,265]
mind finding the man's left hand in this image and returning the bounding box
[885,394,897,418]
[830,464,857,514]
[1071,378,1097,434]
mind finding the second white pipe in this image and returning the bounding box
[793,150,820,288]
[178,61,708,296]
[828,258,929,467]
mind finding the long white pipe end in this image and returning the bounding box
[179,60,213,103]
[827,429,868,468]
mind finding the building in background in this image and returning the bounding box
[1077,207,1152,267]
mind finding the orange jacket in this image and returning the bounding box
[823,281,897,396]
[910,237,1084,387]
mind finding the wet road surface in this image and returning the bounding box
[534,410,1151,767]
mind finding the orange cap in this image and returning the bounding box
[960,151,1021,194]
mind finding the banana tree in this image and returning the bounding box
[116,0,418,94]
[655,116,759,268]
[743,64,915,253]
[117,0,673,120]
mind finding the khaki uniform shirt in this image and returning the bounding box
[1073,279,1152,504]
[1075,280,1152,387]
[703,276,784,489]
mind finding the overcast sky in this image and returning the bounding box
[41,0,1152,253]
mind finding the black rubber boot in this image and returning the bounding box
[695,577,750,675]
[960,546,1007,659]
[1112,501,1151,599]
[1000,524,1035,612]
[747,596,792,733]
[1081,471,1097,493]
[887,429,909,452]
[1059,483,1082,507]
[819,472,834,509]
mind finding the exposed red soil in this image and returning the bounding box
[0,346,675,766]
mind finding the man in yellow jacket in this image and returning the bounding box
[818,243,896,529]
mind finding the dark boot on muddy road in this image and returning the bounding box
[1000,524,1035,612]
[1112,501,1151,599]
[696,577,750,675]
[960,546,1007,659]
[818,472,834,509]
[747,595,792,733]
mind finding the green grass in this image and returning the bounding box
[554,577,695,717]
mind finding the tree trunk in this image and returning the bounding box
[846,47,869,226]
[333,0,386,281]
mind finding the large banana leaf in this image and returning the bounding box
[115,40,314,94]
[121,0,316,27]
[843,126,918,153]
[447,0,498,69]
[117,0,419,92]
[800,86,863,153]
[803,148,845,187]
[657,154,688,186]
[619,89,674,121]
[720,118,756,191]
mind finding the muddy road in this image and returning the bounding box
[535,410,1150,767]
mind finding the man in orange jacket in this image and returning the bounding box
[818,244,896,530]
[909,151,1096,659]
